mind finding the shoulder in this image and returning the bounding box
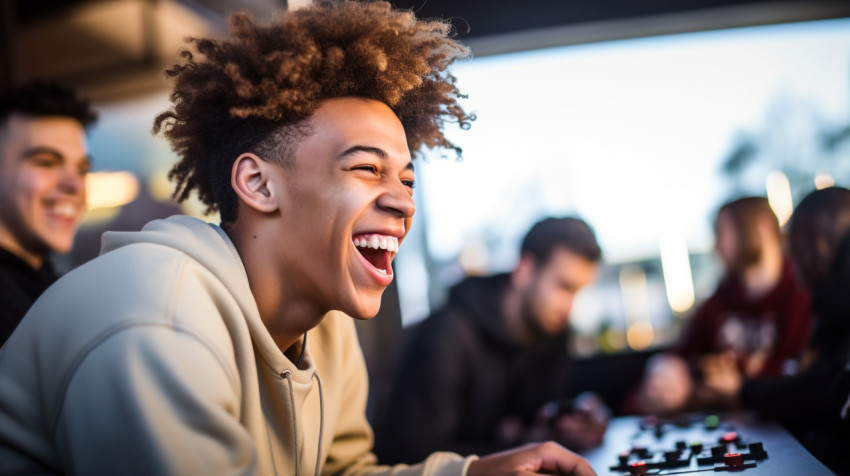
[35,242,221,330]
[691,282,731,320]
[2,242,244,408]
[415,304,478,344]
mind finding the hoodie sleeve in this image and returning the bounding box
[319,314,477,476]
[54,325,258,475]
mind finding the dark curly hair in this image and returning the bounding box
[0,80,97,128]
[153,0,474,222]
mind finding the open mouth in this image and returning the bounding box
[46,201,80,222]
[353,233,399,276]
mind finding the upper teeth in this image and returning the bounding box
[52,203,77,219]
[354,234,399,252]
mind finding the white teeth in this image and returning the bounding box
[51,203,77,219]
[354,234,399,252]
[377,268,387,275]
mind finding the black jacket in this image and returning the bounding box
[374,273,575,464]
[740,233,850,475]
[0,247,58,345]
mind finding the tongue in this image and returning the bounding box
[359,247,390,272]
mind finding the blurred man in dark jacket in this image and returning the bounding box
[375,216,608,464]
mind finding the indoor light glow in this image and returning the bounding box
[659,230,695,314]
[815,173,836,190]
[86,171,139,210]
[766,170,794,227]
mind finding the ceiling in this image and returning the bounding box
[2,0,849,101]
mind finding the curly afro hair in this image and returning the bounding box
[153,0,473,222]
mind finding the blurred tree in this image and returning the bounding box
[719,92,849,206]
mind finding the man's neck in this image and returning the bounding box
[741,245,784,300]
[502,286,533,345]
[0,232,43,269]
[223,220,324,355]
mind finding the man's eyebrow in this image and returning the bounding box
[23,147,93,168]
[22,146,65,160]
[339,145,414,172]
[339,145,388,159]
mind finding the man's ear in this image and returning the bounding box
[512,253,536,288]
[231,153,278,213]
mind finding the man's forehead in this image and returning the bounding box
[299,97,410,158]
[310,97,400,125]
[0,114,89,170]
[6,114,85,143]
[545,248,598,274]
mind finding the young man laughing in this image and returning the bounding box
[0,81,96,345]
[0,2,594,475]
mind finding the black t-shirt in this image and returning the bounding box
[0,247,58,345]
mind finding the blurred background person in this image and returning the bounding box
[374,216,609,463]
[701,186,850,475]
[630,196,812,415]
[0,80,96,345]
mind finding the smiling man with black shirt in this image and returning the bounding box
[0,81,96,345]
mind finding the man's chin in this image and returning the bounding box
[344,298,383,321]
[533,322,568,339]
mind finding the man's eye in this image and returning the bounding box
[30,156,59,167]
[402,179,416,189]
[353,165,378,174]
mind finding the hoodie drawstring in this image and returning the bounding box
[280,367,324,474]
[282,370,300,476]
[313,372,325,476]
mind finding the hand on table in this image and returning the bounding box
[696,351,742,408]
[637,353,693,415]
[468,441,596,476]
[551,392,609,451]
[519,393,609,452]
[549,412,606,452]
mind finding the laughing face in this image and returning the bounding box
[0,115,90,268]
[266,97,415,320]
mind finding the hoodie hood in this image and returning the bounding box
[446,273,520,349]
[102,215,245,294]
[100,215,298,375]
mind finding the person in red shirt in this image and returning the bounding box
[632,196,812,415]
[700,187,850,474]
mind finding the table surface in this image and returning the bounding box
[580,412,835,475]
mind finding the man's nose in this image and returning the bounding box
[378,181,416,219]
[58,166,85,194]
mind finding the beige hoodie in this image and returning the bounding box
[0,215,475,475]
